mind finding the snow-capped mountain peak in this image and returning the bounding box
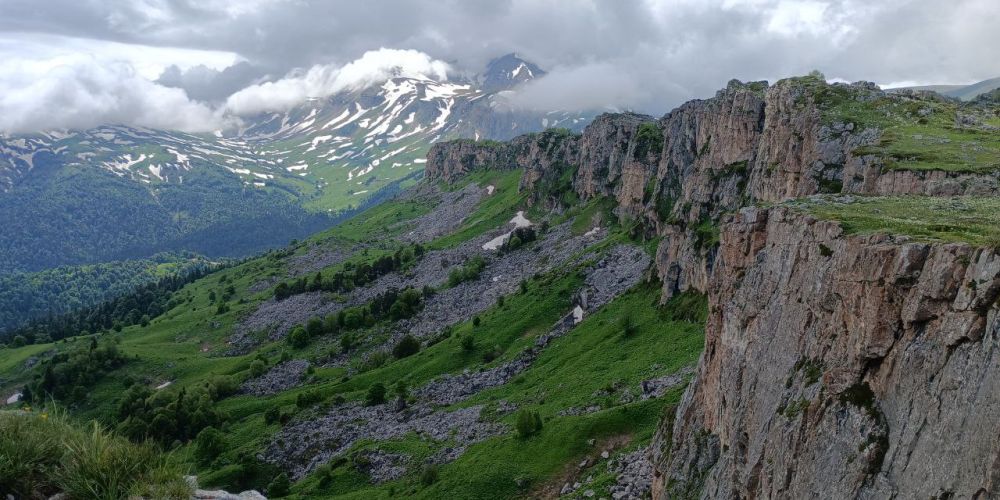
[0,55,590,212]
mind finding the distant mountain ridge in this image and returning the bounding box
[0,54,593,274]
[891,76,1000,101]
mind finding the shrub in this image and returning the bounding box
[306,317,324,337]
[194,427,226,464]
[388,288,424,320]
[473,316,481,327]
[365,383,387,406]
[249,360,267,378]
[447,256,487,287]
[116,383,226,446]
[356,351,389,373]
[27,341,126,404]
[264,407,280,425]
[392,334,421,359]
[460,334,475,352]
[515,410,543,439]
[633,122,664,159]
[340,333,354,353]
[205,375,239,399]
[288,326,309,349]
[296,390,322,409]
[620,315,639,338]
[420,465,439,486]
[267,473,290,497]
[395,381,409,400]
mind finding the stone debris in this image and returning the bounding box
[354,450,409,483]
[393,222,607,339]
[639,366,693,399]
[285,245,353,278]
[399,183,484,243]
[230,292,345,353]
[558,406,603,418]
[267,403,504,479]
[414,244,650,407]
[241,360,310,396]
[606,448,653,500]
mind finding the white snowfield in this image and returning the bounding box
[5,392,22,405]
[482,211,533,250]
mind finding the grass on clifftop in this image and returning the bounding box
[794,195,1000,248]
[788,74,1000,173]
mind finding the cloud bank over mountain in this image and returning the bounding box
[224,49,452,116]
[0,0,998,132]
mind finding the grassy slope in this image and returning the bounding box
[1,169,703,499]
[288,284,702,499]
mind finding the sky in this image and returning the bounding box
[0,0,997,133]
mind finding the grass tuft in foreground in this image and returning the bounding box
[0,408,190,500]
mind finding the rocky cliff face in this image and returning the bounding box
[429,77,999,300]
[428,78,1000,302]
[426,75,1000,498]
[654,207,1000,499]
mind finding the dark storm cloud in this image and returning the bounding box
[156,62,270,103]
[1,0,998,131]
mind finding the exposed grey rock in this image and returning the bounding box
[413,244,650,406]
[640,366,693,400]
[241,360,310,396]
[398,183,485,243]
[229,292,344,353]
[186,476,266,499]
[607,448,653,500]
[657,208,1000,499]
[267,403,504,479]
[192,490,267,500]
[248,278,279,294]
[392,221,608,340]
[354,450,409,483]
[428,445,470,465]
[285,245,354,278]
[558,405,602,417]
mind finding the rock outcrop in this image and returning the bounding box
[426,78,1000,302]
[425,75,1000,498]
[654,207,1000,499]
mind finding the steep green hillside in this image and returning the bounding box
[0,160,347,273]
[0,169,702,499]
[0,253,215,334]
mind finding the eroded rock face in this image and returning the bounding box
[426,79,1000,498]
[426,78,999,303]
[654,207,1000,499]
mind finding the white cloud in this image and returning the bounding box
[0,54,228,134]
[506,62,649,112]
[0,32,240,80]
[224,48,451,115]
